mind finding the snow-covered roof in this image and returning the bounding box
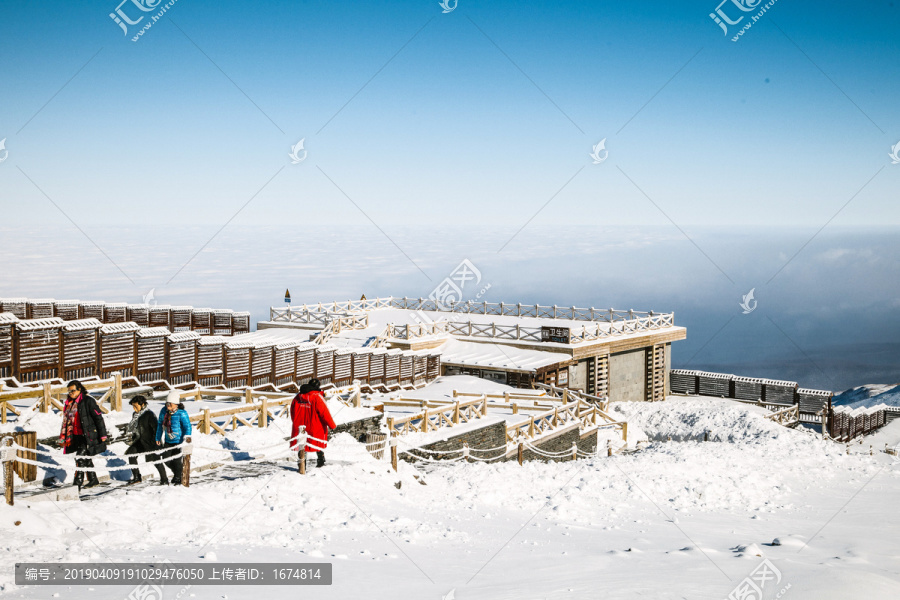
[15,317,64,331]
[224,338,255,349]
[0,313,19,325]
[168,331,201,343]
[100,322,141,334]
[198,335,229,346]
[54,299,80,306]
[80,301,105,307]
[136,327,171,338]
[437,338,564,373]
[797,388,832,397]
[62,318,103,332]
[26,298,55,304]
[759,378,797,387]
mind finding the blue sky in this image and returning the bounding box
[1,0,899,390]
[1,0,897,227]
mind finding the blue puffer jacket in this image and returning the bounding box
[156,408,192,444]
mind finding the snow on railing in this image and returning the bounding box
[270,297,664,324]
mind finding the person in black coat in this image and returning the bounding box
[124,395,167,485]
[59,380,109,489]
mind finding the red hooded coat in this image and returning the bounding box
[290,390,337,452]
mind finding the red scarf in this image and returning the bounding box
[60,393,83,450]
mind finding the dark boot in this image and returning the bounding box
[127,470,142,485]
[83,471,100,488]
[171,463,183,487]
[154,462,168,483]
[72,471,84,488]
[316,451,325,468]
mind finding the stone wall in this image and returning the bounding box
[519,423,580,462]
[333,414,383,442]
[400,419,508,464]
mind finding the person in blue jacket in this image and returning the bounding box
[155,391,192,486]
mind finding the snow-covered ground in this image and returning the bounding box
[2,395,899,599]
[834,383,900,409]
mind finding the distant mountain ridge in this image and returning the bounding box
[833,384,900,409]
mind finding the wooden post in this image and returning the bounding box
[571,442,577,461]
[182,445,191,488]
[42,382,51,413]
[562,389,568,404]
[703,431,709,442]
[607,440,612,457]
[390,436,398,472]
[517,442,524,466]
[245,388,253,404]
[512,403,518,415]
[621,422,628,442]
[3,437,13,506]
[463,442,470,463]
[259,397,268,428]
[202,409,211,435]
[299,449,307,475]
[453,402,460,424]
[504,391,510,404]
[114,371,123,411]
[452,389,458,399]
[481,396,487,416]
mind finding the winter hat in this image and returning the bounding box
[165,391,182,405]
[308,378,322,392]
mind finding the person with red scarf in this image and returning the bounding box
[290,379,337,468]
[59,380,109,489]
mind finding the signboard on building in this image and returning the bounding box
[541,326,571,344]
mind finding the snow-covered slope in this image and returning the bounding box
[833,383,900,409]
[2,398,899,599]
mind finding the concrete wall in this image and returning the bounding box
[609,348,646,402]
[570,361,588,391]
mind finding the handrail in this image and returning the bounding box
[270,297,666,324]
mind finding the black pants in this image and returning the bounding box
[126,443,167,479]
[161,443,183,483]
[66,435,95,470]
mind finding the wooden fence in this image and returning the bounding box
[0,298,249,336]
[0,312,441,390]
[828,404,900,442]
[0,374,125,423]
[382,390,625,446]
[670,369,832,422]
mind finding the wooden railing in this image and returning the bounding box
[505,399,626,444]
[385,396,488,436]
[533,383,609,411]
[765,404,800,426]
[0,374,126,422]
[271,297,660,323]
[313,314,370,345]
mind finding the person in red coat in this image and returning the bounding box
[290,378,337,468]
